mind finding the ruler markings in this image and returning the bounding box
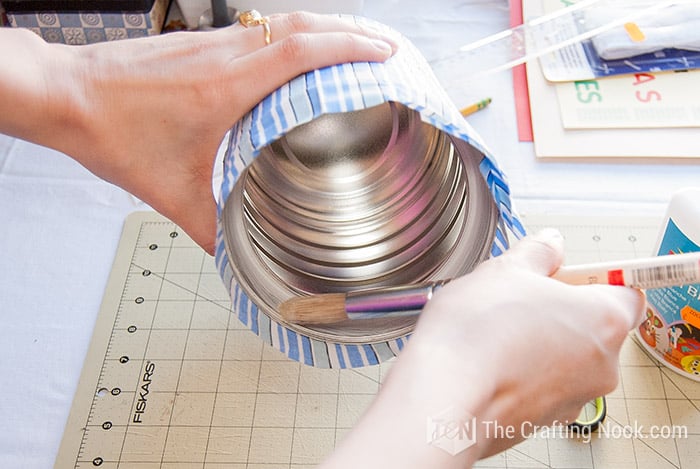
[116,221,177,468]
[74,218,149,467]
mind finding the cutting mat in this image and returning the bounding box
[55,211,700,468]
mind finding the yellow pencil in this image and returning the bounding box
[460,97,492,117]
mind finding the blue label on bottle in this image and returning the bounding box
[640,219,700,378]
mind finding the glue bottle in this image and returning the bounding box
[636,187,700,381]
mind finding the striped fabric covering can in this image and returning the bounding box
[215,16,525,368]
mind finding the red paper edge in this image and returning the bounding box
[510,0,534,142]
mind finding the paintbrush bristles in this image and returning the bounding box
[279,293,348,324]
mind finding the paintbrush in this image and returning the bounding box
[279,251,700,325]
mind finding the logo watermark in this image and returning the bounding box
[426,407,477,455]
[426,407,688,456]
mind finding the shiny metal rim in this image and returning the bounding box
[222,103,498,343]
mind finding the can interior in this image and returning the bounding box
[221,102,498,343]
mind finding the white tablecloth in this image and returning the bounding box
[1,1,698,467]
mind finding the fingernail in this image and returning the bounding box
[532,227,565,251]
[371,38,394,55]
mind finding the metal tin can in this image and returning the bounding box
[215,17,524,368]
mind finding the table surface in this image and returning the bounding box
[1,1,698,468]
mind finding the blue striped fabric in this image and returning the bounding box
[214,16,524,368]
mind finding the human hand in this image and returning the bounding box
[323,229,645,468]
[1,13,397,254]
[404,228,646,459]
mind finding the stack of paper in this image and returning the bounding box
[525,0,700,158]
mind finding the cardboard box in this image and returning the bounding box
[2,0,169,43]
